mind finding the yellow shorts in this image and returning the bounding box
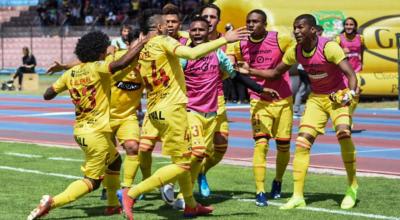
[300,93,351,135]
[110,116,140,144]
[75,132,119,180]
[140,104,191,157]
[215,95,229,136]
[250,96,293,141]
[187,111,217,157]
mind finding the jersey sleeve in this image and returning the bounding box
[217,49,236,78]
[282,44,297,66]
[277,33,294,53]
[225,41,242,61]
[324,41,346,64]
[162,36,228,59]
[335,35,341,44]
[52,71,68,93]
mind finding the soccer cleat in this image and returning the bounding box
[104,206,122,215]
[100,188,107,200]
[183,203,214,218]
[340,185,358,209]
[279,197,306,210]
[121,188,134,220]
[270,180,282,199]
[255,192,268,207]
[198,173,211,197]
[160,183,175,205]
[27,195,53,220]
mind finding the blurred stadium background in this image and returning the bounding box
[0,0,210,74]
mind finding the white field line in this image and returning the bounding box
[4,152,83,162]
[212,194,400,220]
[1,112,74,118]
[0,165,80,179]
[0,165,399,220]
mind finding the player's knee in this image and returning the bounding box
[296,133,315,149]
[85,177,102,191]
[336,126,351,140]
[214,132,228,145]
[108,154,122,172]
[123,140,139,155]
[276,140,290,152]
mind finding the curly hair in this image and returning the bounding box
[74,31,110,63]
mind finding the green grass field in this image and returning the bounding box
[1,142,399,220]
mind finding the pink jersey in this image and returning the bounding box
[184,51,220,113]
[296,37,348,94]
[179,36,189,46]
[240,31,292,102]
[339,33,362,72]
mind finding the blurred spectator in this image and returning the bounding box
[12,47,36,91]
[36,0,212,27]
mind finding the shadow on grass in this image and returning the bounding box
[303,192,360,208]
[48,190,258,219]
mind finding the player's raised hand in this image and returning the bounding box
[224,26,250,43]
[46,61,65,75]
[234,61,250,74]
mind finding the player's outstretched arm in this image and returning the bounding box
[235,61,291,80]
[108,33,150,73]
[173,27,250,60]
[46,60,80,75]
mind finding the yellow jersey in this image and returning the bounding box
[138,34,227,112]
[106,50,142,120]
[52,61,113,135]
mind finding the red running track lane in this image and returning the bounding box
[0,116,74,126]
[229,130,400,149]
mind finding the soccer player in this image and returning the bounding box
[163,3,190,44]
[236,14,358,210]
[120,13,249,219]
[196,3,230,198]
[336,17,364,123]
[227,9,293,206]
[172,15,279,209]
[27,31,146,219]
[46,34,145,208]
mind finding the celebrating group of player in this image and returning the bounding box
[27,3,363,220]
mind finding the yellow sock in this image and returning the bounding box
[191,155,204,183]
[275,142,290,181]
[178,168,197,208]
[128,163,185,199]
[253,138,268,194]
[202,143,227,174]
[139,150,152,180]
[52,179,91,208]
[103,170,120,207]
[122,155,139,188]
[292,137,311,198]
[337,131,358,188]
